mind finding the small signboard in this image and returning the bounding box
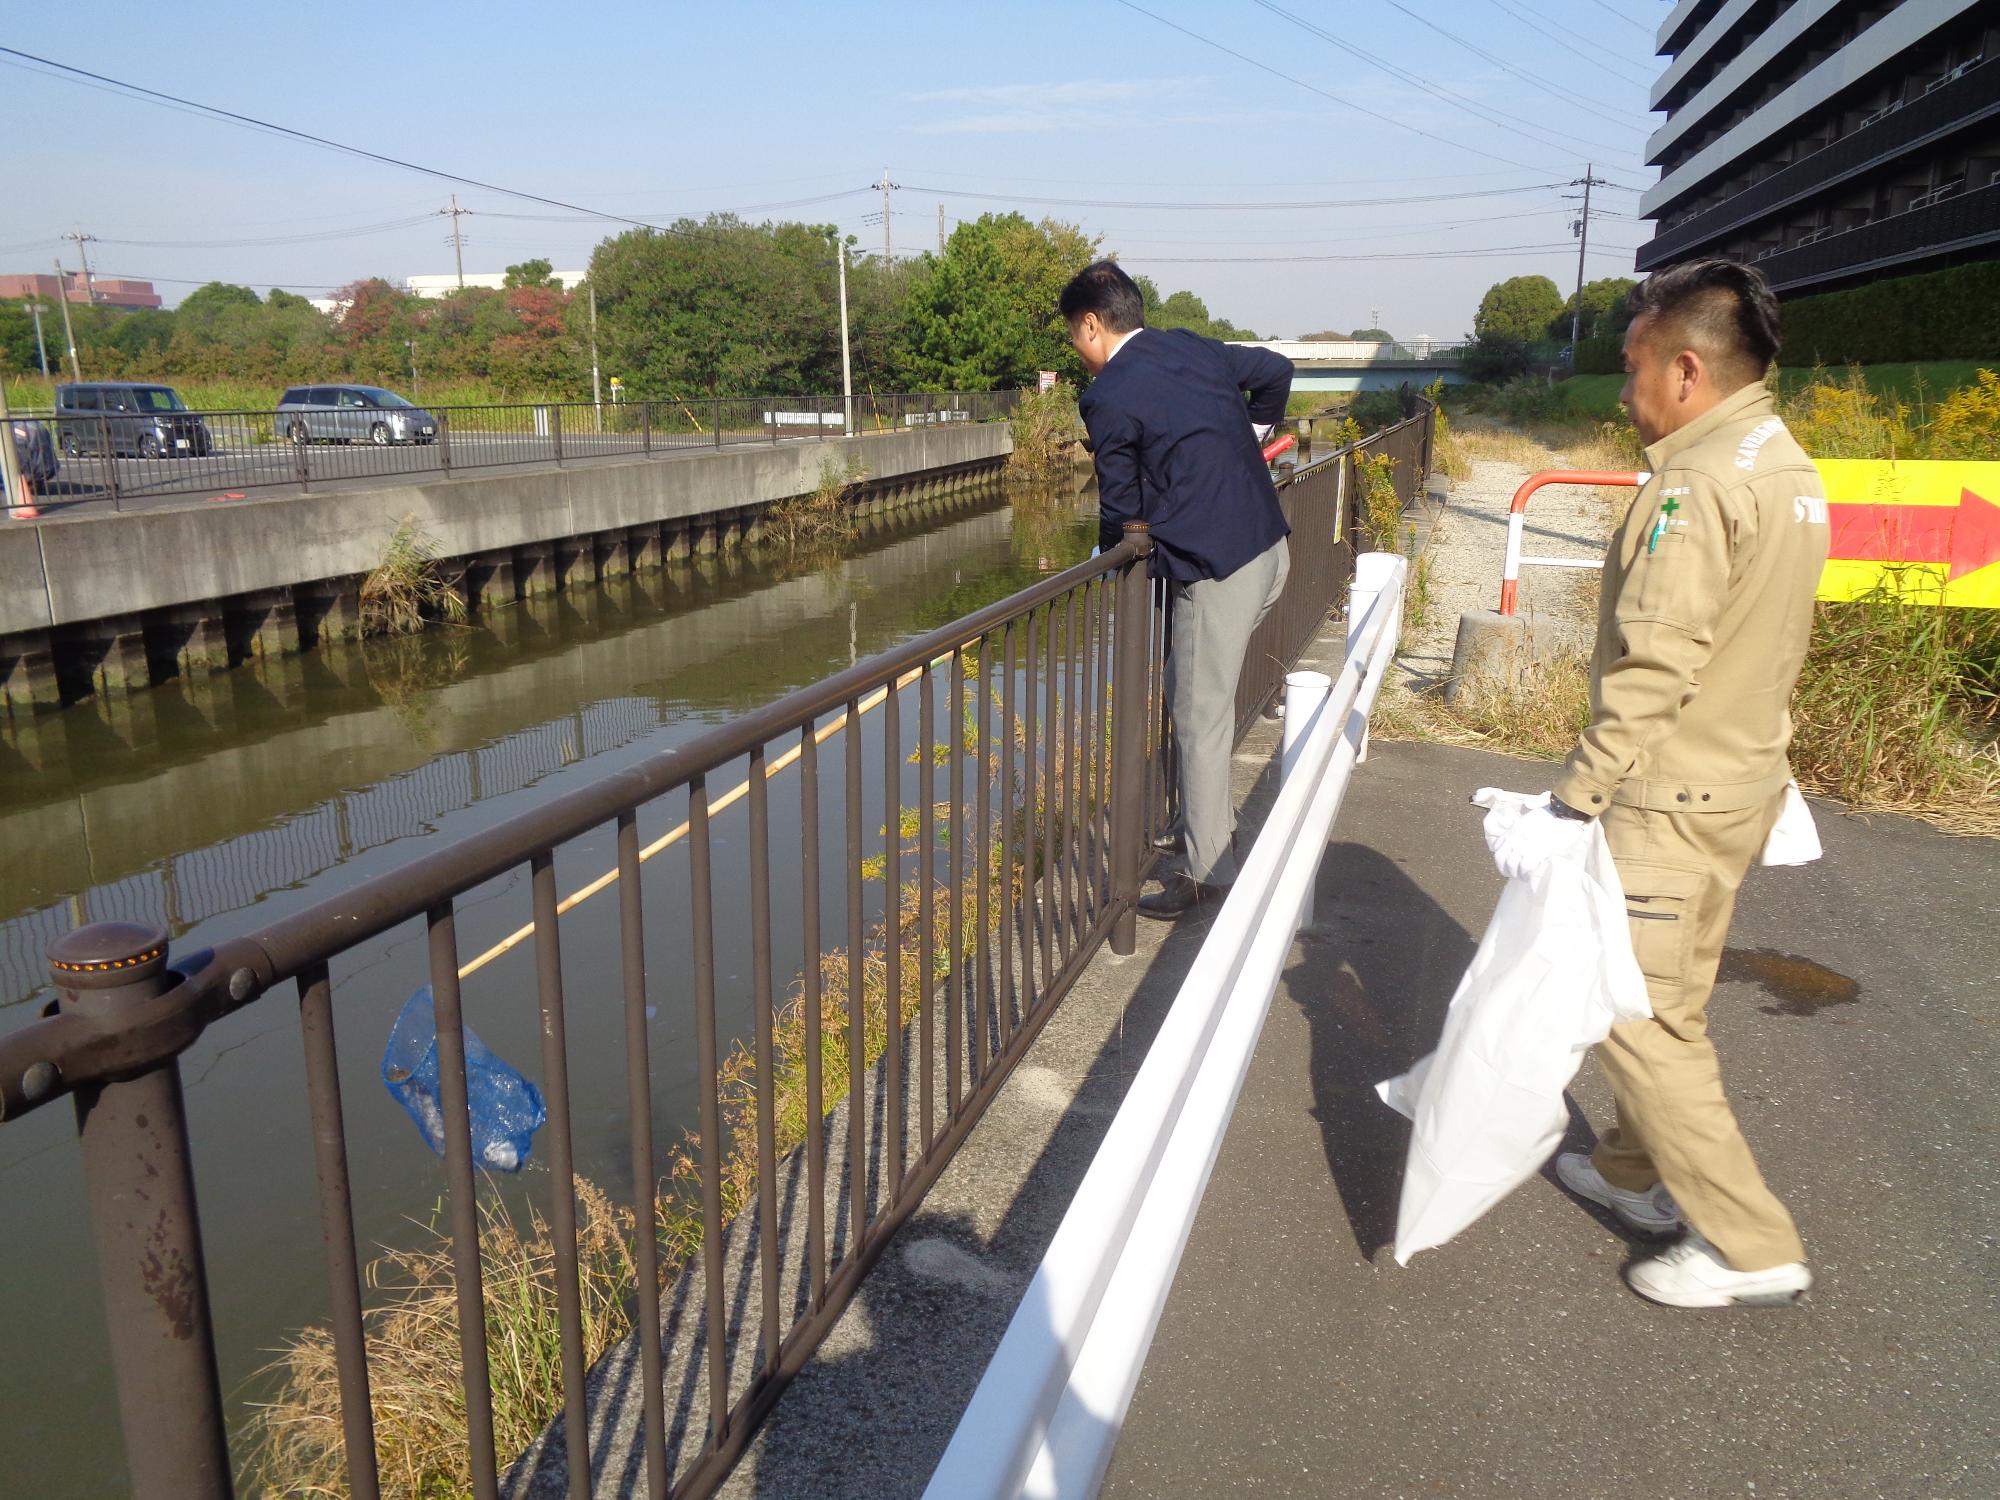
[1038,370,1058,393]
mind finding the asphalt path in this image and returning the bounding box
[1101,739,1998,1500]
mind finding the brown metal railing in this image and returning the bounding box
[0,402,1425,1500]
[11,389,1019,510]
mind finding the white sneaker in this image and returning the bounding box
[1626,1232,1811,1308]
[1555,1152,1682,1236]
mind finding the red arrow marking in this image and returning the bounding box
[1829,487,2000,581]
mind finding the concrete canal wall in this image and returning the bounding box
[0,423,1012,709]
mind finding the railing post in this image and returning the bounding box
[551,402,564,466]
[642,398,652,454]
[436,409,452,476]
[1109,520,1155,956]
[714,398,723,449]
[49,923,232,1500]
[98,413,123,508]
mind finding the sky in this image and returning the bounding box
[2,0,1668,339]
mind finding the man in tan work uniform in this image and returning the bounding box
[1490,259,1829,1307]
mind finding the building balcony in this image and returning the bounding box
[1637,55,2000,270]
[1743,177,2000,292]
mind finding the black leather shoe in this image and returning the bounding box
[1150,830,1186,854]
[1137,871,1227,920]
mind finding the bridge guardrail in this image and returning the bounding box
[0,403,1429,1499]
[6,389,1020,511]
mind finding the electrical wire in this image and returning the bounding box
[97,214,440,250]
[1479,0,1655,86]
[0,46,818,243]
[1248,0,1643,161]
[898,181,1564,210]
[1108,0,1564,172]
[1122,239,1631,263]
[1374,0,1647,127]
[1585,0,1657,36]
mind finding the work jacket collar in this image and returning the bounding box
[1643,380,1774,471]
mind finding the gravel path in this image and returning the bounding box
[1394,425,1625,694]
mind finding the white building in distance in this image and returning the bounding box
[404,271,590,298]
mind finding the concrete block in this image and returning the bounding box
[1445,609,1535,705]
[552,538,590,591]
[465,550,517,612]
[0,630,61,709]
[516,542,557,597]
[229,588,299,660]
[664,523,691,562]
[0,525,52,637]
[293,580,364,646]
[629,523,663,571]
[595,531,631,579]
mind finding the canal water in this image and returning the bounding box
[0,473,1100,1497]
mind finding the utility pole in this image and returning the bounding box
[29,298,50,377]
[441,195,470,289]
[64,231,99,304]
[405,338,419,400]
[588,283,603,432]
[53,259,81,380]
[1569,163,1607,350]
[837,238,854,436]
[937,202,946,254]
[875,167,896,261]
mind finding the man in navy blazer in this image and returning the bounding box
[1060,260,1294,918]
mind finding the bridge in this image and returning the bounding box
[1240,338,1473,394]
[1,405,1989,1500]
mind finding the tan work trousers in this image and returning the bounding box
[1590,794,1806,1271]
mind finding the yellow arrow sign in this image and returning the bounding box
[1813,459,2000,609]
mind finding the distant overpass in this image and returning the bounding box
[1239,338,1472,393]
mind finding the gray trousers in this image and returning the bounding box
[1167,536,1291,885]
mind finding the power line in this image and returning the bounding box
[1249,0,1642,161]
[897,181,1563,210]
[1109,0,1562,173]
[1585,0,1657,36]
[0,46,754,242]
[1374,0,1647,127]
[1479,0,1655,86]
[1121,240,1629,264]
[95,214,439,250]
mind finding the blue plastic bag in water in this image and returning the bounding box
[381,986,546,1172]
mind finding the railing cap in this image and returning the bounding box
[48,923,170,990]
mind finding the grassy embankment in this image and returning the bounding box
[1385,364,2000,834]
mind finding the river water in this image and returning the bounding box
[0,474,1099,1497]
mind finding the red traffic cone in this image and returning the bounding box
[7,474,39,521]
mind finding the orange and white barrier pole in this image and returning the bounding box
[1497,469,1647,615]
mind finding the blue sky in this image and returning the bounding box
[3,0,1666,337]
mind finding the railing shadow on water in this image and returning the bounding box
[0,405,1431,1499]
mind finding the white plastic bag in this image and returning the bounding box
[1757,780,1822,867]
[1374,788,1651,1265]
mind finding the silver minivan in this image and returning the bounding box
[276,385,438,445]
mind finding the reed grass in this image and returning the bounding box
[359,518,469,637]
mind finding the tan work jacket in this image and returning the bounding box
[1553,382,1829,816]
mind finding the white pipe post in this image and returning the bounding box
[1346,552,1399,764]
[1282,669,1332,929]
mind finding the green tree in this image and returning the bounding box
[588,216,841,397]
[504,258,557,289]
[1548,277,1638,342]
[1474,275,1564,341]
[1349,327,1393,340]
[903,213,1098,390]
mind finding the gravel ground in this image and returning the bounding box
[1395,430,1627,694]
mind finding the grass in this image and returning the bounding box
[2,374,527,414]
[765,456,864,552]
[1007,384,1083,481]
[1555,361,1997,427]
[360,518,469,637]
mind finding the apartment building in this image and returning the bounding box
[1637,0,2000,293]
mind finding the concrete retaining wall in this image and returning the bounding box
[0,424,1011,708]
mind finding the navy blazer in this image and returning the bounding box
[1078,327,1293,582]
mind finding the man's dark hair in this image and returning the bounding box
[1626,258,1782,389]
[1059,260,1146,333]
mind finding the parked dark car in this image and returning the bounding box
[276,384,438,445]
[9,418,59,489]
[54,382,214,458]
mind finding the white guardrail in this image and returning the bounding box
[924,551,1410,1500]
